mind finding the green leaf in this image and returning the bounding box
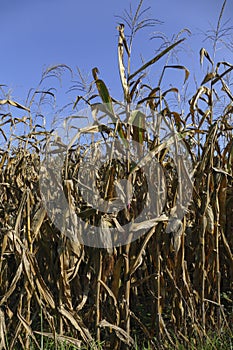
[92,71,128,147]
[95,79,115,116]
[128,110,145,145]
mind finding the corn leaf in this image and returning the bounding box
[117,23,129,100]
[162,65,190,84]
[128,110,146,145]
[200,48,213,66]
[128,38,185,81]
[0,99,30,112]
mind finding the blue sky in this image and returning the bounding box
[1,0,233,126]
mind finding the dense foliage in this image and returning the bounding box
[0,1,232,349]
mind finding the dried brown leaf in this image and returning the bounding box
[98,319,134,346]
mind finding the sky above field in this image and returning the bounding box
[1,0,233,125]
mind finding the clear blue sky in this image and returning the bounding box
[1,0,233,125]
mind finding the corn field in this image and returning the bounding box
[0,1,233,349]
